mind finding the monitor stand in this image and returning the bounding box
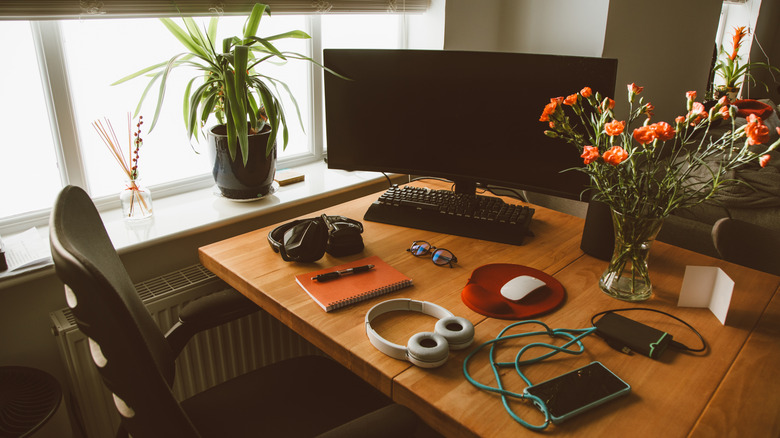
[452,179,477,195]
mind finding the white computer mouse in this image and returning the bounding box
[500,275,547,302]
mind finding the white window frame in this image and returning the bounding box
[0,14,409,234]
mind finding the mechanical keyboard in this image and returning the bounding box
[363,185,535,245]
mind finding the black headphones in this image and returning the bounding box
[267,214,364,262]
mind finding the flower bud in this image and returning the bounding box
[544,130,559,138]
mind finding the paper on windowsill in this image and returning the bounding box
[677,266,734,325]
[2,228,51,272]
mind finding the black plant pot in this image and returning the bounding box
[207,125,277,200]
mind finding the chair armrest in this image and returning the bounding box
[164,289,259,357]
[315,404,432,438]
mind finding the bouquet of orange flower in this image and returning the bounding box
[542,84,779,301]
[540,84,779,219]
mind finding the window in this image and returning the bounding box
[0,22,61,218]
[0,12,414,231]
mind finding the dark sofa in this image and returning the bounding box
[657,99,780,258]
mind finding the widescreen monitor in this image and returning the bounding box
[323,49,618,200]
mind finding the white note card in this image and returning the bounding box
[677,266,734,325]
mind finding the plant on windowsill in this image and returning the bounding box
[113,3,343,200]
[540,85,780,301]
[711,26,780,102]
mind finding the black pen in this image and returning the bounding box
[312,264,375,282]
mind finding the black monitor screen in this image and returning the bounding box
[323,49,618,199]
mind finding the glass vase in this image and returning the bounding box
[120,179,153,221]
[599,209,664,301]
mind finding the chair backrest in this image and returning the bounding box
[712,217,780,276]
[50,185,200,436]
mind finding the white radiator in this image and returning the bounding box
[49,264,322,438]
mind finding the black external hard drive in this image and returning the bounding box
[594,312,671,359]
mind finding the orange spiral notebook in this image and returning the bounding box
[295,255,413,312]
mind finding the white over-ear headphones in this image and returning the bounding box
[365,298,475,368]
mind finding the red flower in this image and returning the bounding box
[686,91,697,101]
[580,87,592,98]
[603,146,628,166]
[760,154,771,168]
[675,116,685,125]
[628,83,643,95]
[643,103,655,119]
[652,122,676,142]
[632,125,656,145]
[719,106,730,120]
[729,26,748,61]
[687,102,707,125]
[581,146,600,165]
[564,94,578,106]
[551,96,564,105]
[539,101,557,122]
[605,120,626,136]
[746,114,770,145]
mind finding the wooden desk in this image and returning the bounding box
[199,181,780,437]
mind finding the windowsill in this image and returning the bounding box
[0,161,404,288]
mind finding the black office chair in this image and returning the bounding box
[712,217,780,276]
[49,185,422,437]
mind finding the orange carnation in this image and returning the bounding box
[746,114,770,145]
[564,94,578,106]
[719,106,730,120]
[539,101,557,122]
[580,87,592,98]
[652,122,675,142]
[687,102,707,125]
[632,125,656,145]
[628,83,643,95]
[605,120,626,136]
[581,146,600,165]
[760,154,771,168]
[603,146,628,166]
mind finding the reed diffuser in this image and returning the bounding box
[92,114,153,220]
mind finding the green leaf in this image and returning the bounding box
[183,77,196,133]
[244,3,268,39]
[224,69,249,165]
[160,17,209,59]
[134,72,161,118]
[247,37,286,60]
[148,52,189,132]
[264,30,311,41]
[111,60,170,85]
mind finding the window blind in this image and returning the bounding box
[0,0,429,20]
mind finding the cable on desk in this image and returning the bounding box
[590,308,707,353]
[462,320,597,431]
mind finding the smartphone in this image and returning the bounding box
[524,361,630,424]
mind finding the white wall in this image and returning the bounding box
[444,0,609,56]
[602,0,722,123]
[444,0,724,124]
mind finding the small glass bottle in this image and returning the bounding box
[120,179,153,221]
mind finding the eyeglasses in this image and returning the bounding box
[406,241,458,268]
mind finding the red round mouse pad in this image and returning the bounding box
[461,264,565,319]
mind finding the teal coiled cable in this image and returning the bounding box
[462,320,597,431]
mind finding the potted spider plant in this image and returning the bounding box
[114,4,339,199]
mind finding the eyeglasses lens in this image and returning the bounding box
[410,241,431,256]
[432,249,456,266]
